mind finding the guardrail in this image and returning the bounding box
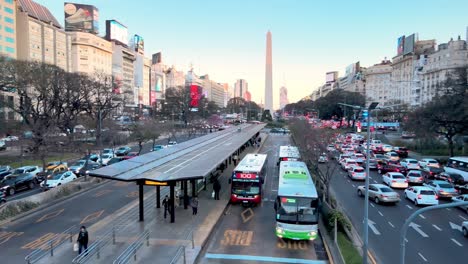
[170,245,186,264]
[25,225,77,264]
[72,225,123,264]
[112,230,150,264]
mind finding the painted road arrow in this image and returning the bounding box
[449,222,462,232]
[368,220,381,235]
[409,222,428,238]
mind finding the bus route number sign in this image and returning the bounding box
[236,173,256,179]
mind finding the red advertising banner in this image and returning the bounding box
[150,91,157,105]
[190,85,199,107]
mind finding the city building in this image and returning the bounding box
[223,83,231,107]
[234,79,248,98]
[140,57,151,108]
[264,31,273,112]
[69,31,112,75]
[16,0,71,71]
[0,0,17,59]
[365,59,392,106]
[243,88,251,102]
[279,86,289,109]
[200,74,225,108]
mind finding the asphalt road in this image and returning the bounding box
[198,133,328,264]
[328,159,468,264]
[0,133,197,263]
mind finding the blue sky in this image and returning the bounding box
[39,0,468,107]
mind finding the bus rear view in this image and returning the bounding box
[277,145,301,166]
[230,153,267,205]
[275,161,319,240]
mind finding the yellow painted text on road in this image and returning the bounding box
[22,233,69,250]
[35,209,64,223]
[220,230,253,246]
[277,239,308,250]
[0,231,24,246]
[93,189,112,197]
[80,210,105,224]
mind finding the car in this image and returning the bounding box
[37,162,69,182]
[152,145,166,151]
[463,222,468,237]
[348,166,366,180]
[357,183,400,204]
[383,172,408,188]
[371,139,382,145]
[326,144,335,152]
[377,160,407,175]
[69,160,87,175]
[102,148,114,155]
[341,159,357,171]
[0,166,12,180]
[456,184,468,195]
[418,158,440,168]
[401,131,416,139]
[99,154,114,165]
[351,153,365,165]
[0,173,38,196]
[168,140,178,146]
[424,180,458,199]
[384,152,400,162]
[115,146,132,156]
[404,186,439,206]
[124,152,139,160]
[318,154,328,163]
[338,154,352,163]
[364,159,378,170]
[371,145,385,154]
[400,159,420,170]
[406,170,425,185]
[107,157,125,165]
[11,166,42,178]
[40,171,77,190]
[372,153,386,163]
[451,194,468,214]
[78,161,101,177]
[393,147,409,158]
[382,145,393,152]
[421,166,445,180]
[82,153,100,162]
[434,172,465,185]
[269,128,284,134]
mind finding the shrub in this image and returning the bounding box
[0,201,39,221]
[328,209,351,232]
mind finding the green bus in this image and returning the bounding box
[274,161,319,240]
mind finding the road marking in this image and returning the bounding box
[406,205,412,209]
[113,181,129,187]
[347,180,351,183]
[126,191,138,198]
[277,239,308,250]
[205,253,326,263]
[224,205,232,215]
[80,210,105,224]
[418,252,428,262]
[459,215,467,220]
[220,230,253,246]
[241,208,255,223]
[419,214,426,219]
[373,180,377,183]
[352,184,356,188]
[36,209,65,223]
[446,208,452,211]
[368,220,381,235]
[409,222,428,238]
[449,222,463,232]
[370,203,375,208]
[451,238,463,247]
[432,224,442,231]
[22,233,69,250]
[405,238,409,243]
[0,231,24,245]
[93,189,112,197]
[388,222,395,228]
[271,189,278,192]
[378,211,383,216]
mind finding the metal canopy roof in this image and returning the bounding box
[89,124,265,182]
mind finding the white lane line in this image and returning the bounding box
[370,203,375,208]
[451,238,463,247]
[432,224,442,231]
[373,180,378,183]
[352,184,356,188]
[459,215,467,220]
[419,214,426,219]
[406,205,413,209]
[405,238,409,243]
[418,252,428,262]
[446,208,452,211]
[347,180,351,183]
[378,211,384,217]
[388,222,395,228]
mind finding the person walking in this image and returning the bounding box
[213,179,221,200]
[162,195,170,219]
[190,196,199,215]
[77,226,89,255]
[233,154,239,166]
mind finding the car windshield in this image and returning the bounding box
[420,190,435,195]
[380,187,394,193]
[101,154,111,159]
[390,153,398,156]
[13,169,25,174]
[393,175,405,179]
[73,161,85,166]
[118,147,127,151]
[354,168,364,172]
[232,180,260,195]
[277,197,319,225]
[409,172,421,176]
[47,162,59,166]
[438,183,453,188]
[50,173,64,180]
[408,160,418,164]
[428,160,438,164]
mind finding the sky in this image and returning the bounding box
[38,0,468,108]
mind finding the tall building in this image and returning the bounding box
[69,31,112,75]
[0,0,17,59]
[234,79,247,98]
[16,0,71,71]
[200,74,225,108]
[279,86,289,109]
[243,88,251,102]
[365,59,392,106]
[264,31,273,112]
[140,57,151,108]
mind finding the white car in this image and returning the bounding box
[463,222,468,237]
[451,194,468,214]
[99,154,114,165]
[40,171,77,189]
[400,159,420,170]
[351,153,365,165]
[168,141,178,146]
[341,159,357,171]
[348,166,366,180]
[383,172,408,188]
[102,148,114,155]
[418,158,440,168]
[382,144,393,152]
[318,155,328,163]
[371,139,382,145]
[404,186,439,206]
[11,166,42,177]
[384,152,400,162]
[326,145,335,152]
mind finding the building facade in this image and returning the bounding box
[200,75,225,108]
[365,60,392,106]
[0,0,17,59]
[69,31,112,75]
[234,79,248,98]
[139,57,151,107]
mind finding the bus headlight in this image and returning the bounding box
[276,227,284,234]
[308,231,317,237]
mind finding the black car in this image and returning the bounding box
[78,162,102,177]
[0,173,37,196]
[0,169,13,181]
[393,147,409,158]
[456,184,468,195]
[115,146,131,156]
[107,157,125,165]
[435,172,465,185]
[377,160,407,175]
[421,166,445,180]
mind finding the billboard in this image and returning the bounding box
[64,3,99,34]
[403,33,415,55]
[397,35,405,55]
[134,34,144,54]
[190,85,200,108]
[152,52,162,64]
[325,72,337,83]
[106,20,128,45]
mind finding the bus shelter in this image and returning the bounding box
[89,124,264,223]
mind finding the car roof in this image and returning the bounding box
[431,180,451,184]
[410,186,434,191]
[352,166,364,170]
[407,170,423,174]
[17,166,36,169]
[388,172,404,176]
[423,158,437,162]
[370,184,388,188]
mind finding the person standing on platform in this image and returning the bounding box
[233,154,239,166]
[77,226,89,255]
[213,179,221,200]
[162,195,170,219]
[191,196,199,215]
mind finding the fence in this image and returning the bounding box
[112,230,150,264]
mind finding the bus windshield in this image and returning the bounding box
[232,180,260,195]
[277,196,318,225]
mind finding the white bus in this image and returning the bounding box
[277,146,301,166]
[274,161,319,240]
[229,153,268,205]
[444,156,468,183]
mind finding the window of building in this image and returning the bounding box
[5,0,14,3]
[4,16,13,24]
[7,111,14,120]
[4,6,13,14]
[5,46,14,53]
[5,36,13,43]
[5,26,14,33]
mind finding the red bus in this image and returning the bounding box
[229,153,268,205]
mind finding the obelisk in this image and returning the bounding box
[264,31,273,113]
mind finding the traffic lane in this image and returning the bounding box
[7,188,42,202]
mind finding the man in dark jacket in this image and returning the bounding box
[162,195,170,219]
[213,179,221,200]
[77,226,89,254]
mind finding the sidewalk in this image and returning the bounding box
[34,133,265,264]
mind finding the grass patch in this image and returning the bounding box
[337,232,363,264]
[0,201,40,221]
[0,153,80,168]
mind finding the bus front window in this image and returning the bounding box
[232,180,260,195]
[277,197,318,225]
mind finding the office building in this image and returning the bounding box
[0,0,17,59]
[69,31,112,75]
[365,60,392,106]
[234,79,248,98]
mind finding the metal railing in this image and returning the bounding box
[170,245,186,264]
[25,225,77,264]
[112,230,150,264]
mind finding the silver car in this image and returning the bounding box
[425,180,458,198]
[452,194,468,214]
[357,183,400,204]
[406,170,425,184]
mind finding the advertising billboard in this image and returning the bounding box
[403,33,415,55]
[152,52,162,64]
[397,35,405,55]
[325,72,337,83]
[190,84,200,108]
[64,2,99,34]
[106,20,128,45]
[134,34,144,54]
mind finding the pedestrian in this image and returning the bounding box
[220,163,226,173]
[77,226,89,255]
[162,195,170,219]
[213,179,221,200]
[233,154,239,166]
[190,196,199,215]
